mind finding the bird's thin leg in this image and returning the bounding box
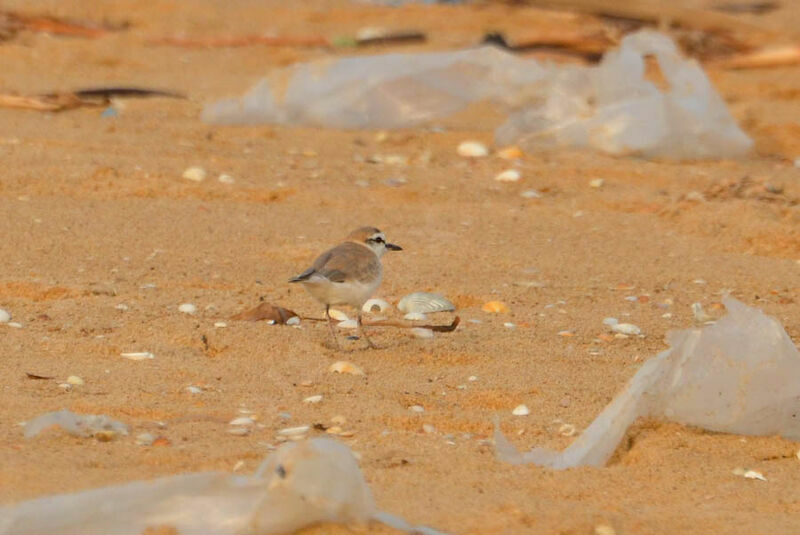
[357,311,378,349]
[326,305,341,350]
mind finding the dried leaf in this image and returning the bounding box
[231,302,298,324]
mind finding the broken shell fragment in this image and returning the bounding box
[494,169,521,182]
[66,376,84,386]
[397,292,455,314]
[278,425,310,437]
[337,318,358,330]
[362,298,390,313]
[178,303,197,315]
[512,404,530,416]
[482,301,509,313]
[229,416,255,426]
[328,361,365,376]
[0,309,10,323]
[227,427,250,436]
[120,352,154,361]
[303,395,323,404]
[457,140,489,158]
[611,323,641,335]
[328,308,349,321]
[182,166,206,182]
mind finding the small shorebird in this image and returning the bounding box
[289,226,402,349]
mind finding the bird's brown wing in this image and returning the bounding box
[316,243,380,283]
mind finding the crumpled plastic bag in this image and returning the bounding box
[495,30,753,159]
[203,30,751,160]
[495,296,800,469]
[202,46,546,129]
[0,437,448,535]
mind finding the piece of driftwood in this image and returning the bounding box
[0,87,184,112]
[718,44,800,69]
[230,302,299,323]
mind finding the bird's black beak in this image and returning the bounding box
[386,243,402,251]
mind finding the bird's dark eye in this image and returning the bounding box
[371,236,384,244]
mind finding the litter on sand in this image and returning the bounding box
[23,409,129,439]
[204,30,752,160]
[0,437,448,535]
[495,296,800,469]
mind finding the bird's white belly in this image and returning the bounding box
[302,276,381,307]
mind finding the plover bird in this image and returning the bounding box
[289,226,402,349]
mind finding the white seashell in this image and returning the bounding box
[512,404,530,416]
[229,416,254,426]
[422,424,436,433]
[457,140,489,158]
[602,317,619,326]
[303,395,323,404]
[0,308,10,323]
[409,405,424,413]
[521,189,541,199]
[185,386,203,394]
[182,166,206,182]
[214,321,227,328]
[732,467,767,481]
[362,298,391,313]
[337,318,358,330]
[397,292,455,314]
[411,327,434,339]
[328,361,365,375]
[494,169,521,182]
[178,303,197,315]
[611,323,641,335]
[403,312,428,321]
[7,322,21,328]
[227,427,250,436]
[121,352,154,361]
[278,425,310,437]
[66,376,84,386]
[589,178,605,188]
[286,316,301,326]
[328,308,349,321]
[218,173,235,184]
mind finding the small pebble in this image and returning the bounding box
[468,376,477,381]
[214,321,227,328]
[218,173,235,184]
[520,189,541,199]
[136,433,155,446]
[121,352,155,361]
[457,141,489,158]
[186,386,203,394]
[422,424,436,434]
[503,322,516,329]
[182,166,207,182]
[512,404,530,416]
[0,309,10,323]
[7,322,22,328]
[229,416,255,426]
[227,427,250,436]
[602,317,619,326]
[178,303,197,315]
[66,376,84,386]
[286,316,301,326]
[409,405,425,413]
[278,425,310,437]
[589,178,605,188]
[303,395,323,404]
[494,169,521,183]
[611,323,641,335]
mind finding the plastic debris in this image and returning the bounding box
[0,438,448,535]
[205,30,750,161]
[23,409,129,439]
[495,296,800,469]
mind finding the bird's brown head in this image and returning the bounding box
[346,226,402,257]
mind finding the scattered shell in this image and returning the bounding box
[214,321,227,328]
[120,352,154,361]
[114,304,129,311]
[218,173,235,184]
[178,303,197,315]
[337,318,358,330]
[328,308,349,321]
[303,395,323,404]
[182,166,206,182]
[409,405,425,413]
[328,360,365,376]
[411,328,434,339]
[558,330,574,337]
[286,316,301,326]
[595,525,616,535]
[494,169,521,183]
[521,189,541,199]
[0,309,10,323]
[457,140,489,158]
[422,424,436,433]
[602,317,619,326]
[497,145,523,160]
[733,467,767,481]
[468,376,477,382]
[362,298,391,313]
[136,433,155,446]
[611,323,641,335]
[185,386,203,394]
[66,376,84,386]
[277,425,310,437]
[503,322,516,329]
[397,292,455,314]
[227,427,250,436]
[512,404,530,416]
[7,322,22,328]
[403,312,428,321]
[229,416,255,426]
[558,423,576,436]
[482,301,509,313]
[589,178,605,188]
